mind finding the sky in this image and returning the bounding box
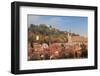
[28,15,88,37]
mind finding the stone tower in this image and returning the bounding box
[68,30,72,43]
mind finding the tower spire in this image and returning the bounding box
[68,29,72,43]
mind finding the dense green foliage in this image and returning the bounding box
[28,24,69,43]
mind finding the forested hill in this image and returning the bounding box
[28,24,79,36]
[28,24,79,43]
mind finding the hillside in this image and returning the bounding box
[28,24,79,44]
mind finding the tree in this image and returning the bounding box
[80,44,88,57]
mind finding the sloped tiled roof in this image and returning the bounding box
[71,36,87,42]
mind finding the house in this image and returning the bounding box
[67,32,87,45]
[71,35,87,45]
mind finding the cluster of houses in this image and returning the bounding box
[28,31,88,60]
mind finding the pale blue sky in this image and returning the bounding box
[28,15,88,37]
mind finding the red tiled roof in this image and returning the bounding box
[72,36,87,42]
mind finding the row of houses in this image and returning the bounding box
[28,31,88,60]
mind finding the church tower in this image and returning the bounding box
[68,30,72,43]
